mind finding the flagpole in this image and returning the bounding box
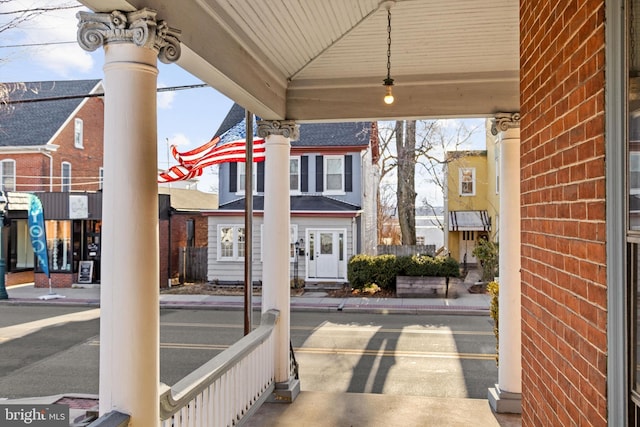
[244,110,254,335]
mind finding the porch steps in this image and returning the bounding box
[303,282,345,292]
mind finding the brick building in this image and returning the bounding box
[1,80,215,288]
[1,80,105,287]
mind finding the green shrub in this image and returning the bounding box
[346,254,373,289]
[347,254,460,291]
[347,254,397,290]
[371,254,398,290]
[435,256,461,278]
[472,239,499,281]
[394,255,416,275]
[487,280,499,366]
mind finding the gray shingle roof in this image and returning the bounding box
[215,103,371,148]
[0,80,102,147]
[219,195,360,211]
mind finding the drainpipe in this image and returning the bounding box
[352,217,357,255]
[168,208,172,287]
[40,149,54,192]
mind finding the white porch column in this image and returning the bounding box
[77,10,180,424]
[257,120,301,402]
[488,113,522,414]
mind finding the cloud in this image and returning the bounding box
[166,133,190,147]
[3,1,97,77]
[157,83,176,109]
[34,44,94,76]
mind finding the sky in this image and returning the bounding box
[0,1,487,201]
[0,1,233,193]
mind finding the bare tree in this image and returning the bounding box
[377,182,401,245]
[396,120,416,245]
[0,1,80,34]
[377,119,481,244]
[0,2,83,108]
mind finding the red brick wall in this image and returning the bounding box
[168,214,208,281]
[35,272,73,288]
[6,270,34,286]
[159,218,169,288]
[50,97,104,192]
[0,97,104,192]
[520,1,607,426]
[14,153,49,191]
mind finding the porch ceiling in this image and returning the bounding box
[78,0,519,122]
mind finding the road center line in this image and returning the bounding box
[160,322,493,336]
[86,340,495,360]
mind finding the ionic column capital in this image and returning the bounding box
[491,112,521,136]
[76,8,181,63]
[257,120,300,141]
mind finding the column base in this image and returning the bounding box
[488,384,522,414]
[268,376,300,403]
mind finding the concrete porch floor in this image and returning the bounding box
[244,391,522,427]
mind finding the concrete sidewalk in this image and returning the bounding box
[0,273,511,427]
[1,273,491,315]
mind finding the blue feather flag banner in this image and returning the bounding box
[158,118,265,183]
[28,194,50,277]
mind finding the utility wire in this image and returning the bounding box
[4,83,210,105]
[0,41,77,48]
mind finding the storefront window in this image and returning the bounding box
[9,219,34,270]
[45,220,72,272]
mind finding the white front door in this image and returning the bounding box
[316,232,339,278]
[459,230,478,264]
[307,229,345,280]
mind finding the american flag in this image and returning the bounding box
[158,118,265,183]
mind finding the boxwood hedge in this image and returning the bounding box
[347,254,460,290]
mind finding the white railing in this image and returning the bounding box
[159,310,279,427]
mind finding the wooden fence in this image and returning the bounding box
[178,247,208,283]
[377,245,436,257]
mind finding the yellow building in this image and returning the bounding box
[445,125,499,265]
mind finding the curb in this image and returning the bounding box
[0,297,489,315]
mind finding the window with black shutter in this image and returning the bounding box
[257,161,265,192]
[316,155,323,192]
[229,162,237,193]
[345,154,353,192]
[301,156,308,192]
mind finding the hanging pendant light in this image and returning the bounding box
[383,2,395,105]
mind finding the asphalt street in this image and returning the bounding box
[0,306,497,400]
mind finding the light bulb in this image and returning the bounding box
[384,84,394,104]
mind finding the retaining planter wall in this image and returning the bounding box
[396,276,453,298]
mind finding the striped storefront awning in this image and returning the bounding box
[448,210,491,231]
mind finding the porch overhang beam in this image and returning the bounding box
[287,71,520,121]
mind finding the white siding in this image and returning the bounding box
[208,215,356,283]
